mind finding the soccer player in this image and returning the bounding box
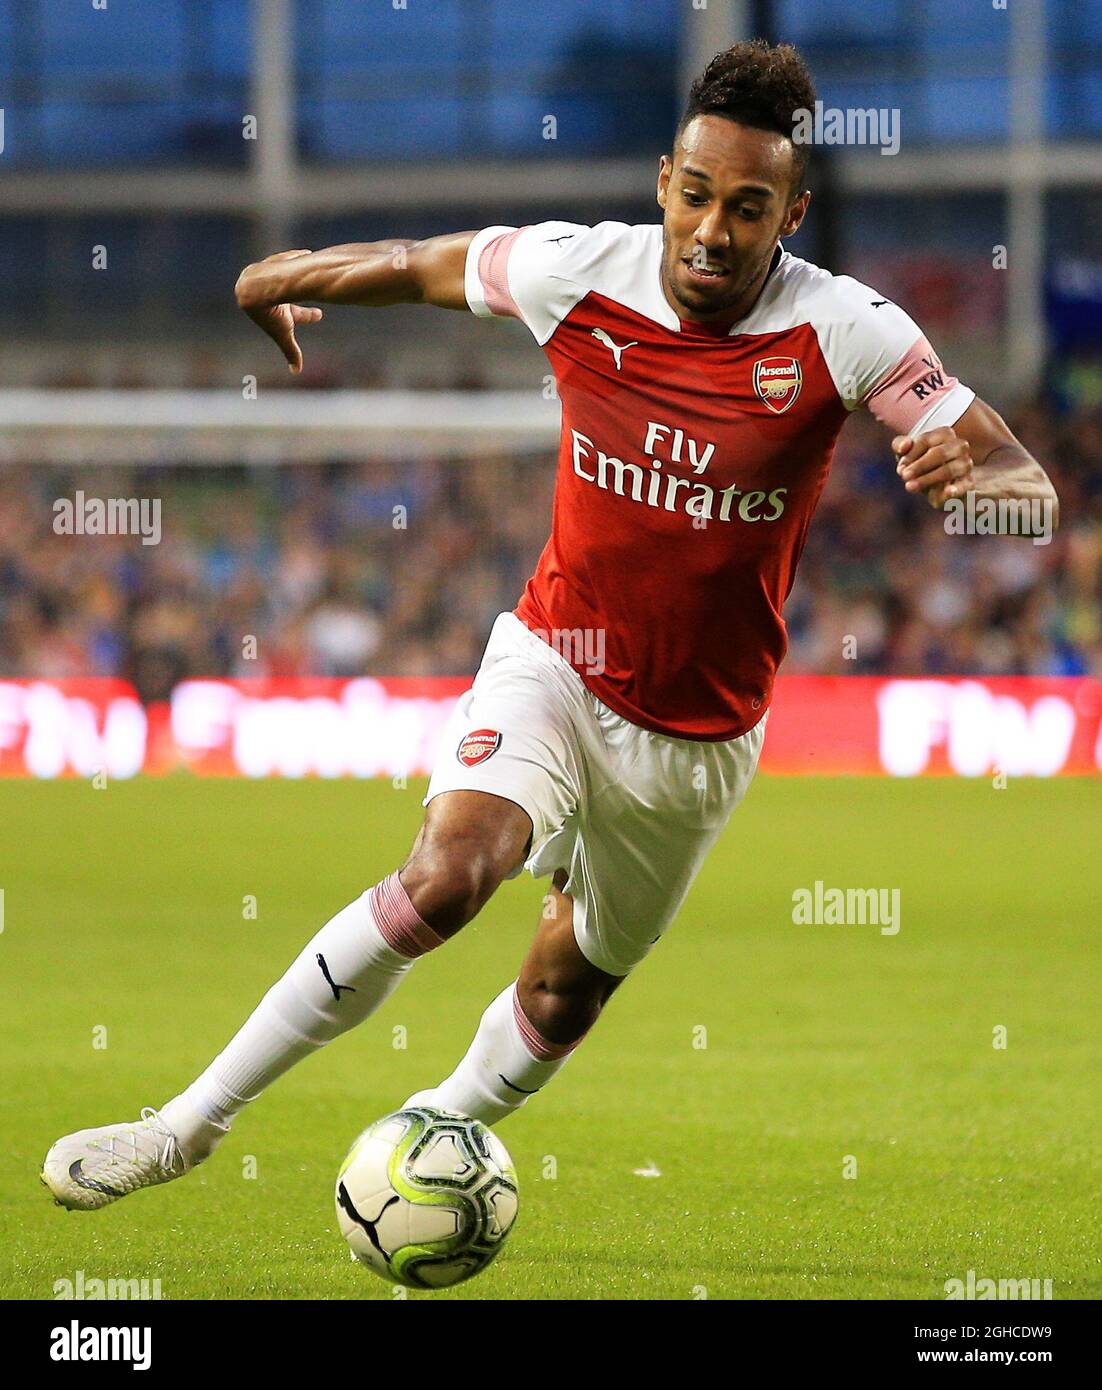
[44,41,1057,1208]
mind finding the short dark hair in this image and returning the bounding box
[677,39,817,192]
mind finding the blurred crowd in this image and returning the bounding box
[1,395,1100,700]
[786,399,1101,677]
[0,455,553,699]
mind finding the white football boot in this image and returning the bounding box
[41,1106,191,1211]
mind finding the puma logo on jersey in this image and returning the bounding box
[591,327,639,371]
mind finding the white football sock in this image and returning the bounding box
[408,982,584,1126]
[162,873,442,1162]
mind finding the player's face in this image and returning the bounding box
[657,115,809,322]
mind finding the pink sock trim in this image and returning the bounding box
[512,985,583,1062]
[370,872,443,959]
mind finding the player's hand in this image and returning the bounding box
[235,250,324,374]
[892,426,974,509]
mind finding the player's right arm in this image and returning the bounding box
[234,232,477,372]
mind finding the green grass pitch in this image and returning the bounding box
[1,774,1099,1300]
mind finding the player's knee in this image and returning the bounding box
[400,837,507,936]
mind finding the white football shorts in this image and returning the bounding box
[423,611,766,977]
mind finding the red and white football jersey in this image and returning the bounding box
[465,221,975,741]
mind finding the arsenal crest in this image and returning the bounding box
[457,728,502,767]
[753,357,802,414]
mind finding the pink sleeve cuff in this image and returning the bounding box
[476,228,526,320]
[864,335,966,434]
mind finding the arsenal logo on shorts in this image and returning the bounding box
[457,728,502,767]
[752,356,802,414]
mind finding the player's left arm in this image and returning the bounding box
[891,398,1059,524]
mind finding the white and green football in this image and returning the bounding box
[335,1107,519,1289]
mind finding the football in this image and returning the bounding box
[335,1106,519,1289]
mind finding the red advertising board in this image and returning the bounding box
[0,675,1099,779]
